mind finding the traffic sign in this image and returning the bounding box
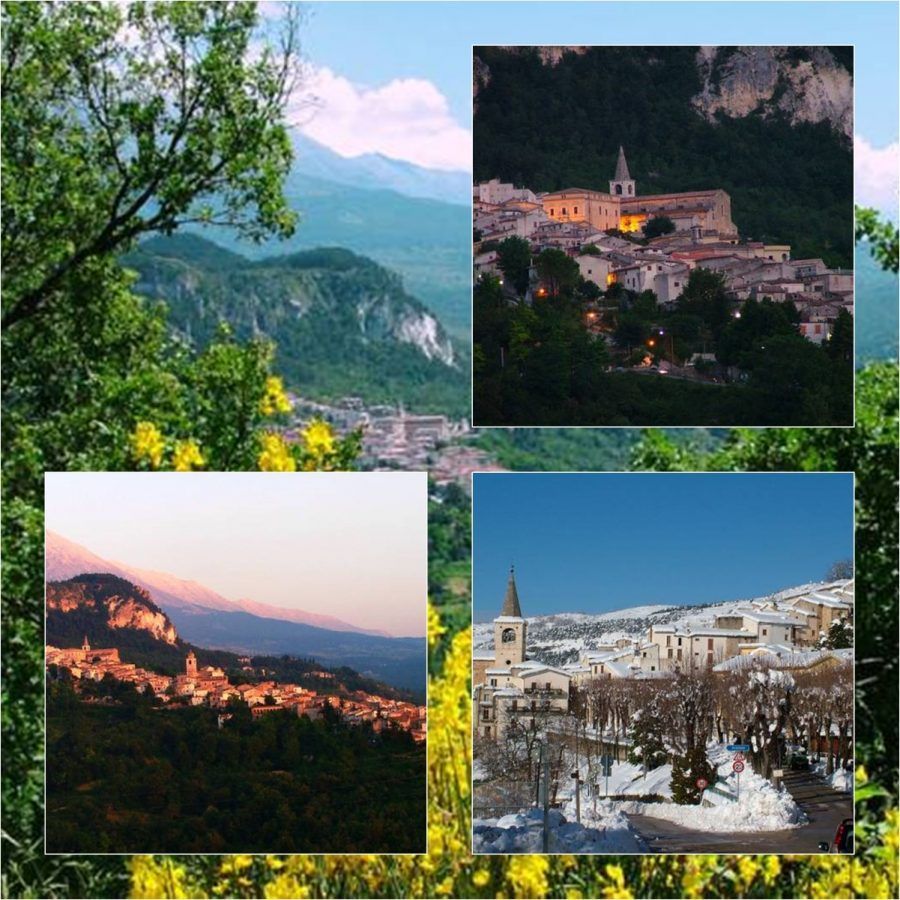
[734,752,745,762]
[696,777,708,790]
[732,760,745,773]
[727,744,751,751]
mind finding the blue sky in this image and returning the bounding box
[289,1,898,213]
[473,473,854,620]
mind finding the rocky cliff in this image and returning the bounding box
[47,574,179,645]
[693,46,852,139]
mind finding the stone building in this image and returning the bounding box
[540,146,737,238]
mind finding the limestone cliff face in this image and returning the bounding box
[47,575,179,646]
[693,46,852,139]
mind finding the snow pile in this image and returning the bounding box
[619,765,807,832]
[473,806,641,853]
[564,759,672,798]
[830,768,852,792]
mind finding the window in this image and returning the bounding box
[574,206,579,215]
[651,665,656,671]
[545,682,551,690]
[762,628,768,636]
[708,638,714,650]
[666,636,671,647]
[562,207,567,215]
[490,678,496,686]
[677,637,682,647]
[674,282,680,287]
[667,648,673,659]
[550,208,554,216]
[484,726,490,737]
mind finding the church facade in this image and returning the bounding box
[540,146,737,238]
[473,569,571,740]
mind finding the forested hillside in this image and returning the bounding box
[123,235,469,415]
[474,46,852,267]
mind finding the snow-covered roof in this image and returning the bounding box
[731,609,805,625]
[713,648,852,672]
[473,652,494,661]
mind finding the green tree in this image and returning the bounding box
[496,236,532,296]
[643,215,676,239]
[856,206,899,273]
[820,619,853,650]
[535,248,580,297]
[670,746,716,805]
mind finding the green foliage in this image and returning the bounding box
[46,683,425,853]
[496,236,532,295]
[2,1,299,330]
[856,206,900,273]
[671,746,717,805]
[644,215,676,238]
[535,248,581,296]
[628,705,668,769]
[474,47,852,267]
[428,481,472,673]
[820,619,853,650]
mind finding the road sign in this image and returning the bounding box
[727,744,751,752]
[733,760,745,773]
[696,777,708,790]
[772,768,784,778]
[734,752,745,762]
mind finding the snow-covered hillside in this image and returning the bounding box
[473,582,836,666]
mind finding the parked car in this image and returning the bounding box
[789,752,810,771]
[818,818,854,853]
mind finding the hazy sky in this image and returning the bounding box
[473,472,854,621]
[286,1,898,215]
[45,472,427,637]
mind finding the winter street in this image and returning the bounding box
[626,769,853,853]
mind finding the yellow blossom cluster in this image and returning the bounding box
[303,418,335,459]
[257,432,297,472]
[130,422,205,472]
[128,607,899,900]
[259,376,292,416]
[130,421,166,469]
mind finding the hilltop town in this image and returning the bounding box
[474,147,852,367]
[47,639,426,742]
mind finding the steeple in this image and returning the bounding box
[501,566,523,618]
[82,635,90,652]
[614,145,631,181]
[609,146,635,197]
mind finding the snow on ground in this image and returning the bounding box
[615,745,807,832]
[473,806,642,853]
[812,758,852,793]
[562,756,673,798]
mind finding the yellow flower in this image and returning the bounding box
[303,418,335,457]
[602,863,633,899]
[258,433,296,472]
[130,421,165,469]
[506,856,549,899]
[472,869,490,887]
[172,439,205,472]
[428,602,446,648]
[260,375,292,416]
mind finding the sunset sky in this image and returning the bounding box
[45,472,427,637]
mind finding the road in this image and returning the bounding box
[627,770,852,853]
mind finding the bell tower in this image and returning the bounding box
[186,650,198,679]
[609,146,635,197]
[493,566,527,668]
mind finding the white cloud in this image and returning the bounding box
[855,136,899,217]
[289,66,471,172]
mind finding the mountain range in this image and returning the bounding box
[46,531,425,692]
[180,135,471,341]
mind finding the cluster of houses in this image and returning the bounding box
[46,640,426,742]
[473,147,852,344]
[473,569,853,740]
[286,395,503,488]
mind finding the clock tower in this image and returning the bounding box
[493,566,527,668]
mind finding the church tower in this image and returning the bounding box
[609,146,635,197]
[493,567,527,668]
[82,635,91,653]
[186,650,198,679]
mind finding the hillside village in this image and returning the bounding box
[474,147,853,370]
[475,568,853,738]
[47,640,426,742]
